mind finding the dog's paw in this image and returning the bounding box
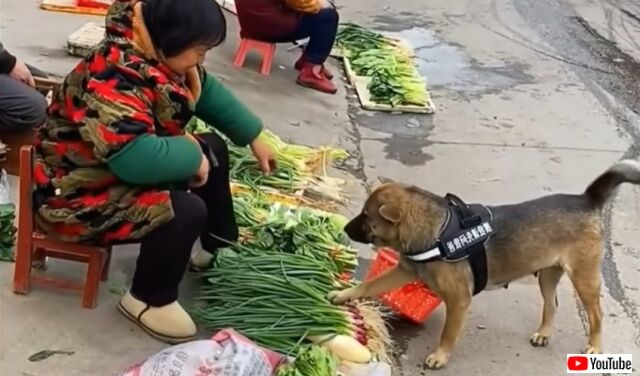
[327,289,355,304]
[584,344,601,354]
[424,351,449,370]
[530,332,551,347]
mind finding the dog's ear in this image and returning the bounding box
[378,204,402,223]
[377,176,395,184]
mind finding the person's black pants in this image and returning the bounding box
[130,132,239,307]
[270,7,339,65]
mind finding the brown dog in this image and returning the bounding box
[328,160,640,369]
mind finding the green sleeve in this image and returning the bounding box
[107,134,202,185]
[195,71,263,146]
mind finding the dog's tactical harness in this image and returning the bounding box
[404,193,494,295]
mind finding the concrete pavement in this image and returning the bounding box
[1,0,639,375]
[339,0,640,374]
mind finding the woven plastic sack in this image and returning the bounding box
[119,329,286,376]
[339,362,392,376]
[0,169,10,204]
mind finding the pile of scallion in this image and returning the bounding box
[193,248,390,364]
[337,23,430,108]
[186,118,350,206]
[227,129,349,204]
[336,23,398,56]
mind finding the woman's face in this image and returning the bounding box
[163,45,209,76]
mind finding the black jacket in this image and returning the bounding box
[0,42,17,74]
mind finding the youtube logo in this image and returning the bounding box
[567,356,588,371]
[566,354,632,373]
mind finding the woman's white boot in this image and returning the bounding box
[118,292,196,344]
[189,247,214,272]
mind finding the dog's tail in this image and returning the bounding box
[585,159,640,208]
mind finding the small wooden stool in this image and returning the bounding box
[13,146,112,309]
[233,37,276,75]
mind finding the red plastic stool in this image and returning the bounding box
[233,38,276,75]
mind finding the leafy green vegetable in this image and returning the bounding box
[295,346,338,376]
[232,193,359,275]
[185,117,214,135]
[337,23,430,108]
[0,203,16,262]
[277,346,338,376]
[336,23,395,55]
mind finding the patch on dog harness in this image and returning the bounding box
[404,193,494,295]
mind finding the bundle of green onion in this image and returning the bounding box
[193,249,374,362]
[232,193,358,275]
[185,118,349,205]
[228,130,348,204]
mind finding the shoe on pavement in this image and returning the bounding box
[189,247,214,272]
[296,66,338,94]
[294,57,334,80]
[118,292,196,344]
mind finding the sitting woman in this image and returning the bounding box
[33,0,275,344]
[236,0,339,94]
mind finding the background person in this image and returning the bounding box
[0,43,48,133]
[236,0,340,94]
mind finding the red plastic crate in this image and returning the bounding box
[365,248,441,324]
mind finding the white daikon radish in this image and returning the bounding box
[310,334,373,364]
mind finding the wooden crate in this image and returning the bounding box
[67,22,105,57]
[41,0,110,16]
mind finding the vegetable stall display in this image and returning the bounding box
[186,124,394,367]
[336,23,432,110]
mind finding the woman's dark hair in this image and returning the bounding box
[142,0,227,58]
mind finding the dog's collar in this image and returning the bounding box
[404,193,495,263]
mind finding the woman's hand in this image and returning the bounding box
[190,154,210,188]
[10,60,35,88]
[250,137,277,174]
